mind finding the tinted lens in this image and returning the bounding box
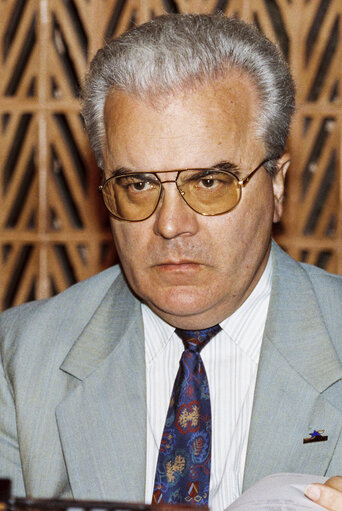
[101,170,242,220]
[177,170,241,215]
[101,173,161,221]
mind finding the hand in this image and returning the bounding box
[305,477,342,510]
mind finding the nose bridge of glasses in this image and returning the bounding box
[157,168,180,184]
[159,177,178,184]
[158,176,186,199]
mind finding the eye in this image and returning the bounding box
[193,171,226,189]
[199,176,217,188]
[116,174,158,192]
[131,180,149,191]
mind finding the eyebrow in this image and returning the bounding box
[108,160,240,178]
[109,167,135,178]
[212,161,240,173]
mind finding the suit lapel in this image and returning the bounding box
[243,243,342,490]
[56,272,147,502]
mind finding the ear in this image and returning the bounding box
[272,153,291,223]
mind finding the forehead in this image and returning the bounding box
[103,73,263,172]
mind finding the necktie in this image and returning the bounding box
[153,324,221,506]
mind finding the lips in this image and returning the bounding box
[154,261,202,275]
[158,260,199,266]
[156,260,201,267]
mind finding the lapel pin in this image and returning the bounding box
[303,429,328,444]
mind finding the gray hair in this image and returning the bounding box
[82,13,295,175]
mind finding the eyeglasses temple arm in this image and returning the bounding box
[239,158,274,186]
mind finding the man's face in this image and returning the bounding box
[102,75,286,329]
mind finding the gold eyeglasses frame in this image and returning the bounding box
[99,157,274,222]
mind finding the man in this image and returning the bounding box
[0,13,341,511]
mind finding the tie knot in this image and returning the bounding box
[175,324,221,352]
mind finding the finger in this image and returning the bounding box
[305,483,342,510]
[325,477,342,492]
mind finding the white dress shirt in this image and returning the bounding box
[143,255,272,511]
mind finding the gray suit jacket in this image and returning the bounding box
[1,242,341,501]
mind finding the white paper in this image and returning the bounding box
[226,473,327,511]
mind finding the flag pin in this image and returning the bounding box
[303,430,328,444]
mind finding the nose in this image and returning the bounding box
[153,182,199,239]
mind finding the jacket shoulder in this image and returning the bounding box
[0,265,121,360]
[299,260,342,301]
[271,242,342,360]
[298,261,342,359]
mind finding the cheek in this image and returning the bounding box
[110,220,152,264]
[245,176,275,215]
[110,222,132,259]
[225,183,275,245]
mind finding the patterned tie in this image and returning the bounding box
[153,324,221,506]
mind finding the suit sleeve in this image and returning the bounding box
[0,317,25,496]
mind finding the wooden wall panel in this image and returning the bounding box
[275,0,342,273]
[0,0,341,311]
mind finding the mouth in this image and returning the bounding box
[154,261,202,271]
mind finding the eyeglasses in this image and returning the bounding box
[99,158,271,222]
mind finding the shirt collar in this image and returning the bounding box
[220,253,272,361]
[142,304,175,365]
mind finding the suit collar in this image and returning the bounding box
[60,271,142,380]
[243,243,342,490]
[61,245,341,391]
[61,242,342,390]
[265,242,342,392]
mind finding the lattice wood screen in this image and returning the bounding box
[0,0,341,311]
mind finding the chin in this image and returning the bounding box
[145,288,214,321]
